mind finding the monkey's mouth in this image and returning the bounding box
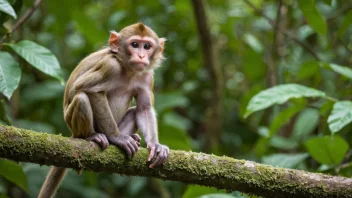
[130,60,148,68]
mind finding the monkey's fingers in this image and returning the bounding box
[127,141,139,159]
[122,143,133,159]
[86,134,109,149]
[131,133,141,143]
[130,140,139,152]
[101,135,109,149]
[149,150,165,168]
[147,144,156,162]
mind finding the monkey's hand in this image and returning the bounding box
[108,134,140,159]
[147,142,169,168]
[85,133,109,149]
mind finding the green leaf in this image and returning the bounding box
[270,136,299,150]
[244,84,326,118]
[243,33,263,53]
[155,92,189,112]
[297,61,320,80]
[322,63,352,80]
[199,194,241,198]
[0,159,28,192]
[0,0,17,19]
[159,124,191,150]
[21,81,64,105]
[328,101,352,134]
[298,0,327,35]
[183,186,225,198]
[163,112,192,131]
[0,99,11,124]
[269,100,306,137]
[5,40,64,84]
[243,49,265,81]
[0,52,20,99]
[338,10,352,37]
[305,135,349,165]
[262,153,309,168]
[73,10,106,45]
[254,137,269,157]
[292,108,320,140]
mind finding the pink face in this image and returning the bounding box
[126,36,157,70]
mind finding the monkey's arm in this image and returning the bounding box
[74,58,118,93]
[89,92,139,158]
[74,70,109,93]
[135,88,169,168]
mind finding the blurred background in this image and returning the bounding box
[0,0,352,197]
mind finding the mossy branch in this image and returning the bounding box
[0,125,351,198]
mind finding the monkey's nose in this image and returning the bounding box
[138,54,145,59]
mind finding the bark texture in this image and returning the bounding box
[0,125,351,198]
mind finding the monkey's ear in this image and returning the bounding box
[109,31,120,52]
[158,38,167,54]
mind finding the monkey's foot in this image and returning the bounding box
[85,133,109,149]
[109,134,139,159]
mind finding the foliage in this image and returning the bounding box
[0,0,351,197]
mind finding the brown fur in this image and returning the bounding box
[39,23,168,198]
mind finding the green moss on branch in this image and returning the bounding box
[0,125,351,198]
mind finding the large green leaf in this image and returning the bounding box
[269,100,306,137]
[6,40,64,84]
[297,0,327,35]
[0,0,16,19]
[0,52,20,99]
[262,153,309,168]
[244,84,326,118]
[327,101,352,134]
[0,159,28,192]
[305,135,349,165]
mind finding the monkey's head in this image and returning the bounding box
[109,23,166,72]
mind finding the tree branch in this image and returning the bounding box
[0,0,44,44]
[0,125,351,198]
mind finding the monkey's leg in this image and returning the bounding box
[38,167,67,198]
[118,107,141,144]
[88,92,139,158]
[66,92,109,148]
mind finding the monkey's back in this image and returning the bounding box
[63,48,113,109]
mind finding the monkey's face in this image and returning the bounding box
[126,36,157,71]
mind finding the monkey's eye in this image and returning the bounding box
[144,43,152,50]
[131,42,139,48]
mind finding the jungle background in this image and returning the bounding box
[0,0,352,197]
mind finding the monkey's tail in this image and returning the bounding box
[38,167,67,198]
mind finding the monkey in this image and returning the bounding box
[38,23,169,198]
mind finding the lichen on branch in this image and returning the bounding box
[0,125,351,198]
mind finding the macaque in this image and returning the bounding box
[38,23,169,198]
